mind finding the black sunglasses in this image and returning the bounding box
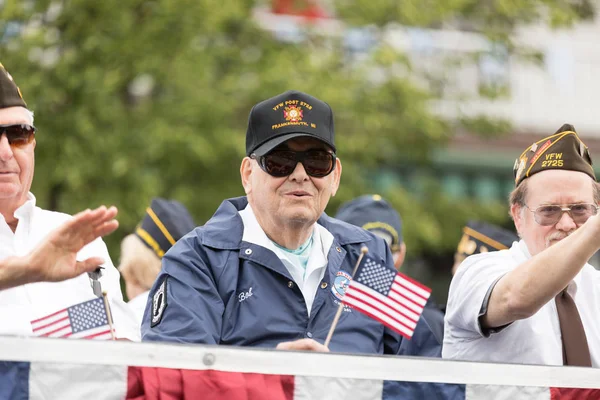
[0,124,36,148]
[252,149,336,178]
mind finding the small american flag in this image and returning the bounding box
[31,297,113,340]
[342,256,431,339]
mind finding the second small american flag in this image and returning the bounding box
[31,297,113,340]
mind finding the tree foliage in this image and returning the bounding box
[0,0,590,268]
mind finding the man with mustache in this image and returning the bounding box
[443,124,600,367]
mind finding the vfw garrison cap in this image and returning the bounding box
[456,220,518,259]
[0,62,27,109]
[135,198,196,259]
[246,90,336,156]
[514,123,595,186]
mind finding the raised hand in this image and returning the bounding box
[25,206,119,283]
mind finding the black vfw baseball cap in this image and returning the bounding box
[246,90,336,156]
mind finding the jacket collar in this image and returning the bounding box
[317,210,372,245]
[200,196,373,250]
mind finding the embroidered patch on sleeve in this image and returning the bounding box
[151,277,168,328]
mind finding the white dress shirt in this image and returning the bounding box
[239,205,333,316]
[443,240,600,366]
[128,290,149,328]
[0,193,140,341]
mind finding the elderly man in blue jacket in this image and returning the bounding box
[142,90,462,397]
[141,91,462,397]
[143,90,385,351]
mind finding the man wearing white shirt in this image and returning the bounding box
[444,123,600,367]
[0,62,138,340]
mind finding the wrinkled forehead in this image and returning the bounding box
[276,137,334,152]
[526,169,596,204]
[0,106,32,125]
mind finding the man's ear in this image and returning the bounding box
[393,242,406,270]
[330,158,342,196]
[240,157,253,195]
[511,203,523,234]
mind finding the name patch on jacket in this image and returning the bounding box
[151,277,168,327]
[238,287,254,303]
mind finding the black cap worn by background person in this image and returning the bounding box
[513,123,596,186]
[456,220,518,260]
[135,198,197,259]
[245,90,336,156]
[335,194,403,251]
[0,62,27,109]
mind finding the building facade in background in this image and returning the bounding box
[256,4,600,203]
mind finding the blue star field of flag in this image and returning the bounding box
[67,298,109,334]
[355,258,396,295]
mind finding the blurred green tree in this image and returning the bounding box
[0,0,591,281]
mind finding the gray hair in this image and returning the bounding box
[25,109,34,125]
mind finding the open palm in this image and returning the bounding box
[27,206,119,282]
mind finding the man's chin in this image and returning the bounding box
[0,186,20,199]
[282,210,316,225]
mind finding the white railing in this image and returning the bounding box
[1,335,599,389]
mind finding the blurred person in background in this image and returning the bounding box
[0,62,138,340]
[335,194,445,347]
[451,220,518,276]
[444,124,600,367]
[118,198,196,323]
[0,206,119,290]
[440,220,518,315]
[335,194,406,270]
